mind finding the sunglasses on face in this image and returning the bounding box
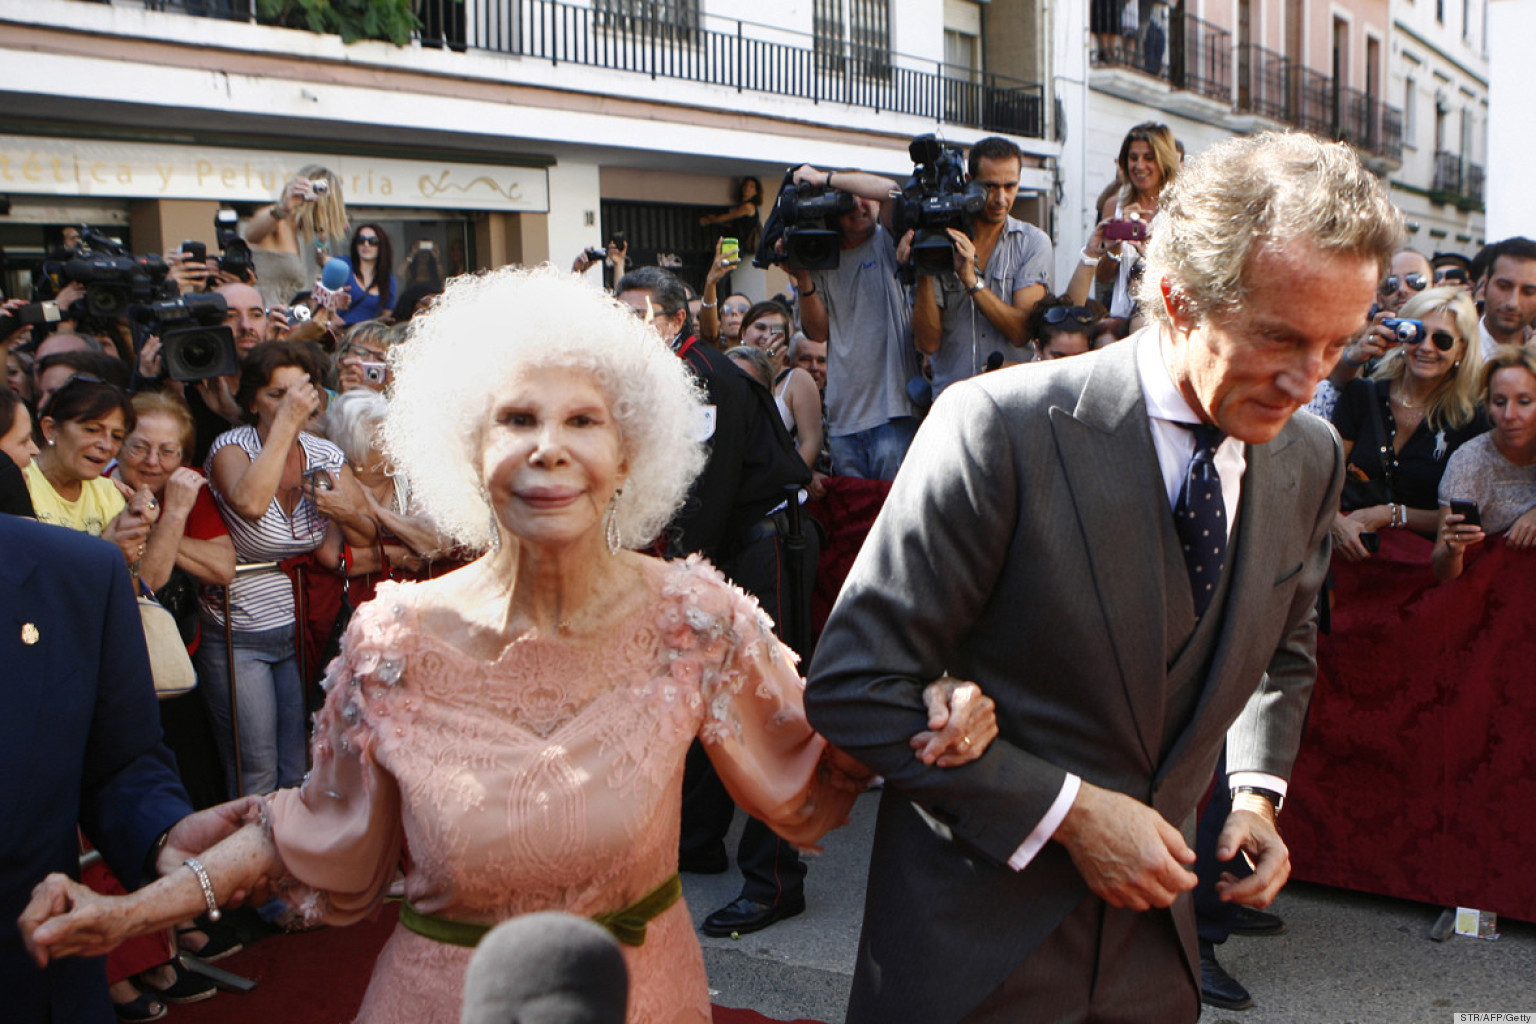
[1043,305,1095,326]
[1436,268,1469,284]
[1410,330,1458,352]
[1381,273,1428,294]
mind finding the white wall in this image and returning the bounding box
[1485,0,1535,235]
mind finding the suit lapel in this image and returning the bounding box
[1155,432,1298,780]
[1048,342,1167,771]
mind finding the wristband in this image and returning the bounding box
[699,300,717,310]
[271,203,291,221]
[184,857,221,922]
[800,285,817,298]
[1079,247,1101,267]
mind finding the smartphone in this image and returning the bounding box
[1360,531,1380,554]
[361,361,388,385]
[1104,219,1148,242]
[180,240,206,263]
[419,240,435,252]
[721,237,740,263]
[1449,499,1481,528]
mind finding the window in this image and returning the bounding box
[815,0,892,78]
[595,0,699,36]
[1403,77,1417,148]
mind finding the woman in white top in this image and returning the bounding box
[739,301,823,470]
[201,341,376,796]
[1434,346,1536,582]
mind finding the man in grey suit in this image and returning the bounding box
[804,132,1403,1023]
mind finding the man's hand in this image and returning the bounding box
[791,163,827,189]
[1212,801,1290,908]
[1054,782,1198,911]
[947,229,980,289]
[20,873,128,965]
[911,675,999,767]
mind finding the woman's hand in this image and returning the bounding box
[162,467,206,519]
[309,469,361,524]
[704,237,737,289]
[1341,310,1396,370]
[1505,508,1536,550]
[1331,512,1375,562]
[1085,219,1111,261]
[102,507,154,569]
[911,675,999,767]
[1439,511,1485,555]
[275,374,321,431]
[19,873,133,965]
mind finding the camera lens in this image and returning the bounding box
[179,331,219,372]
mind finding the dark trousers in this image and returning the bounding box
[679,521,817,904]
[1195,749,1242,945]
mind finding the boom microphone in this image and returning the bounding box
[460,912,628,1024]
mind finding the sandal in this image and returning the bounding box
[176,923,244,963]
[113,992,168,1023]
[135,957,219,1005]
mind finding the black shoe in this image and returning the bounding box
[700,895,806,937]
[678,845,729,874]
[135,957,219,1005]
[1228,905,1286,937]
[1199,941,1253,1011]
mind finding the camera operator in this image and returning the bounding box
[787,163,920,481]
[910,137,1052,396]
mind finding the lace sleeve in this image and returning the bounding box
[674,560,861,852]
[266,589,408,926]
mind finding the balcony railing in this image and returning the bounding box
[1434,150,1485,205]
[1292,66,1334,138]
[1168,12,1231,102]
[125,0,1044,138]
[1236,43,1291,121]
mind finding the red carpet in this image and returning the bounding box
[166,902,824,1023]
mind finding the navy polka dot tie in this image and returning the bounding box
[1176,423,1227,616]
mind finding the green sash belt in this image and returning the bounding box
[398,872,682,949]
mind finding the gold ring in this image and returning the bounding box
[961,736,972,748]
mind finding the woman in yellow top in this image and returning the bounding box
[25,373,156,565]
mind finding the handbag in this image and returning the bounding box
[137,577,197,698]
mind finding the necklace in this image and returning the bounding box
[1392,387,1424,410]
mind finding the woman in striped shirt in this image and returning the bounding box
[200,341,377,797]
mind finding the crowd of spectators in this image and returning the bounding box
[3,140,1536,1022]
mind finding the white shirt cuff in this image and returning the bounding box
[1007,773,1081,872]
[1227,771,1288,798]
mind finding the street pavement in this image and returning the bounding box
[684,791,1536,1023]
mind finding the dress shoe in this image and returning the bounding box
[677,845,729,874]
[1228,905,1286,937]
[700,894,806,937]
[1199,941,1253,1011]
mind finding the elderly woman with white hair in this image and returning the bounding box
[321,387,451,603]
[20,265,998,1024]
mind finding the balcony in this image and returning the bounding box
[1235,43,1290,122]
[1093,8,1231,106]
[126,0,1045,138]
[1433,150,1486,209]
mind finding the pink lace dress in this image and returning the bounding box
[267,557,859,1024]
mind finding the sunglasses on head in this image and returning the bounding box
[1436,267,1469,284]
[1381,273,1427,294]
[40,372,110,417]
[1043,305,1095,326]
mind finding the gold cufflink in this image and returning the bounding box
[21,623,39,645]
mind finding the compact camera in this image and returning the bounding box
[1381,318,1424,344]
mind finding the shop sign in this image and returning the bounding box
[0,136,548,212]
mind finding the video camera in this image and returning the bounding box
[34,227,174,318]
[134,293,239,382]
[892,135,987,277]
[774,184,857,271]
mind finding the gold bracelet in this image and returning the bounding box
[184,857,221,922]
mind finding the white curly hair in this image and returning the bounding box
[383,263,708,553]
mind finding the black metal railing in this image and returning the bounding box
[1434,150,1464,193]
[1291,66,1334,138]
[1169,11,1231,102]
[1467,162,1485,203]
[126,0,1044,137]
[1236,43,1291,121]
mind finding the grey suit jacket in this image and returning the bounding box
[804,337,1341,1024]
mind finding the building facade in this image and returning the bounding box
[0,0,1059,302]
